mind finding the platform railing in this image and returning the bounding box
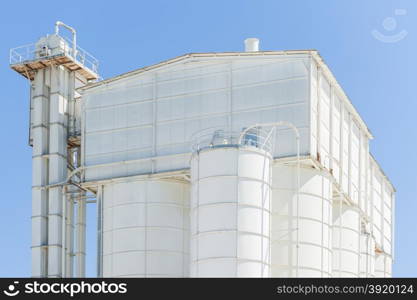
[191,127,273,154]
[9,43,36,65]
[62,36,99,74]
[9,35,99,75]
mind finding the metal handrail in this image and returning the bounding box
[9,34,99,75]
[61,36,99,74]
[191,127,273,153]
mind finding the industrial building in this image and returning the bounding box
[10,23,394,278]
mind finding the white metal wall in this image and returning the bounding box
[310,62,370,209]
[271,164,332,277]
[102,180,189,277]
[83,56,310,181]
[368,157,394,277]
[190,147,271,277]
[369,158,393,256]
[310,59,394,278]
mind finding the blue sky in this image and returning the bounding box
[0,0,415,277]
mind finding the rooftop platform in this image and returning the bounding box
[10,35,99,81]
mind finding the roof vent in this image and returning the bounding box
[244,38,259,52]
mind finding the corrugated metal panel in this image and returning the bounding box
[83,56,311,181]
[369,156,393,260]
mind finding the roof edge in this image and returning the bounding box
[369,152,396,193]
[79,50,316,92]
[310,51,373,140]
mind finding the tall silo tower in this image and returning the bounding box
[190,128,273,277]
[10,22,99,277]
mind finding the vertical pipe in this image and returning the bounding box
[61,186,67,277]
[268,136,273,278]
[328,175,332,276]
[65,197,74,277]
[96,185,103,278]
[295,135,300,277]
[370,163,375,268]
[28,83,34,146]
[71,147,86,278]
[320,173,325,277]
[55,21,77,59]
[391,192,395,263]
[235,147,240,278]
[75,196,86,277]
[357,203,361,276]
[260,144,270,276]
[68,72,76,136]
[338,197,342,277]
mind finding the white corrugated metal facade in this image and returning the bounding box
[82,54,311,181]
[79,50,394,277]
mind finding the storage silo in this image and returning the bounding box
[101,180,189,277]
[332,199,361,277]
[271,164,332,277]
[375,253,392,278]
[190,129,272,277]
[359,228,375,277]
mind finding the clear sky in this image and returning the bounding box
[0,0,415,277]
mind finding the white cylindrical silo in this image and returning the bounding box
[190,144,272,277]
[102,179,190,277]
[359,232,375,277]
[332,201,361,277]
[375,253,392,278]
[271,164,333,277]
